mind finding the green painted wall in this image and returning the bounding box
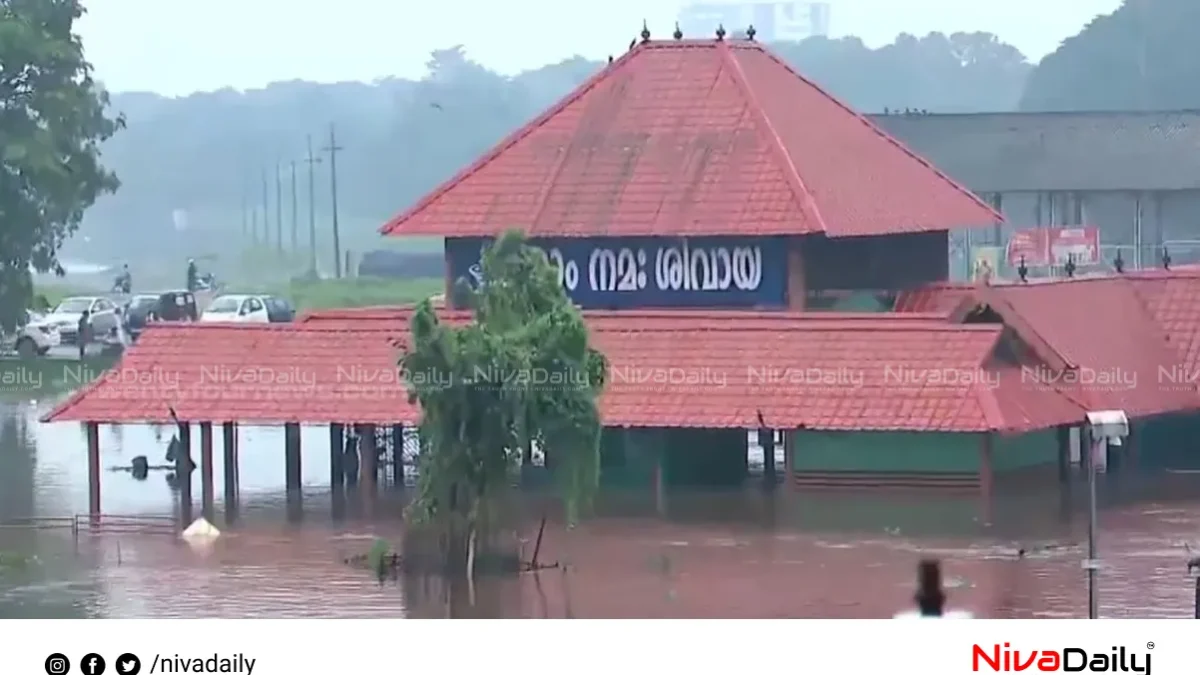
[791,430,1057,474]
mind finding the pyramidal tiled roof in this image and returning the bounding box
[381,39,1001,239]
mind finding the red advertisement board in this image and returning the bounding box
[1006,227,1099,267]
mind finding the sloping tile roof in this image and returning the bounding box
[896,275,1200,418]
[869,110,1200,192]
[1126,269,1200,378]
[379,39,1000,240]
[43,324,416,425]
[44,311,1076,434]
[893,282,973,314]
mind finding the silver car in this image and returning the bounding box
[45,296,121,344]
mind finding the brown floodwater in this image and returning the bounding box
[2,398,1199,618]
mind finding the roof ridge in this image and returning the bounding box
[718,40,827,233]
[748,46,1002,228]
[378,43,644,236]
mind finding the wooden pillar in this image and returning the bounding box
[653,432,667,518]
[760,428,776,488]
[329,423,346,520]
[1055,425,1070,483]
[360,424,377,511]
[177,422,193,525]
[783,430,796,490]
[222,422,239,524]
[284,422,302,521]
[199,422,215,521]
[979,434,994,525]
[391,423,405,489]
[86,422,101,523]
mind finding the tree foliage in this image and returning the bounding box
[1021,0,1200,111]
[401,230,607,576]
[78,34,1029,262]
[0,0,123,328]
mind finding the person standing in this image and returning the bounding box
[77,310,91,360]
[186,258,198,292]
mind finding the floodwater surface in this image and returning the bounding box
[1,398,1199,618]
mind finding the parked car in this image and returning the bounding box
[123,291,199,340]
[45,296,121,344]
[2,310,61,357]
[200,294,293,324]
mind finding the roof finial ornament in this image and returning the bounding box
[1113,249,1125,274]
[641,20,651,43]
[1163,246,1172,270]
[673,22,683,40]
[1017,255,1028,283]
[1064,254,1076,279]
[716,23,726,41]
[746,24,757,41]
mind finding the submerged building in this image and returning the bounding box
[45,30,1200,520]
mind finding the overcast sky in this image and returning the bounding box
[78,0,1123,96]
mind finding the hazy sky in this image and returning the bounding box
[78,0,1123,96]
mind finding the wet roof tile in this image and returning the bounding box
[379,40,1000,240]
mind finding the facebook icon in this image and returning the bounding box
[81,654,106,675]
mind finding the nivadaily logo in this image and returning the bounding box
[973,643,1151,673]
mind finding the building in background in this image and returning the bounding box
[678,1,830,42]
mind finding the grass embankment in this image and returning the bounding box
[272,276,443,311]
[34,276,443,312]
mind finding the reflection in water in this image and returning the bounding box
[1,397,1199,618]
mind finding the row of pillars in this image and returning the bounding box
[84,420,408,527]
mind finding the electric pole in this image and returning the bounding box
[305,135,321,275]
[321,123,344,278]
[289,160,298,253]
[251,209,259,244]
[275,162,283,253]
[260,168,269,251]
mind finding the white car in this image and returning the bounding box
[200,294,270,323]
[5,311,61,357]
[45,296,122,344]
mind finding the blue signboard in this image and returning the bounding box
[445,236,788,309]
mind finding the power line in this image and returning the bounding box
[320,123,344,278]
[304,134,321,274]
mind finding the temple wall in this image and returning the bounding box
[789,429,1057,476]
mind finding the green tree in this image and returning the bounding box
[401,230,607,578]
[0,0,123,328]
[1021,0,1200,111]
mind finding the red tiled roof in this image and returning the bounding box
[893,282,973,314]
[1126,270,1200,376]
[898,275,1200,418]
[379,40,1000,240]
[43,311,1077,434]
[43,324,416,425]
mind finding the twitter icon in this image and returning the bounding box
[114,654,141,675]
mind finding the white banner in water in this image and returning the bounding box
[5,618,1189,674]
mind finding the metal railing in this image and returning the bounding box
[0,514,177,539]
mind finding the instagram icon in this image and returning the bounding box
[45,653,70,675]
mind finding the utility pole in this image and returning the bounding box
[251,209,259,244]
[304,135,321,275]
[321,123,344,278]
[260,168,269,251]
[289,160,299,253]
[275,162,283,253]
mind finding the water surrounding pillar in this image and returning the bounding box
[199,422,215,521]
[361,424,378,502]
[284,422,303,521]
[979,433,994,525]
[85,422,101,523]
[760,428,776,488]
[653,445,667,518]
[177,422,193,526]
[1056,426,1070,483]
[783,430,796,490]
[222,422,239,524]
[391,424,405,488]
[329,423,345,520]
